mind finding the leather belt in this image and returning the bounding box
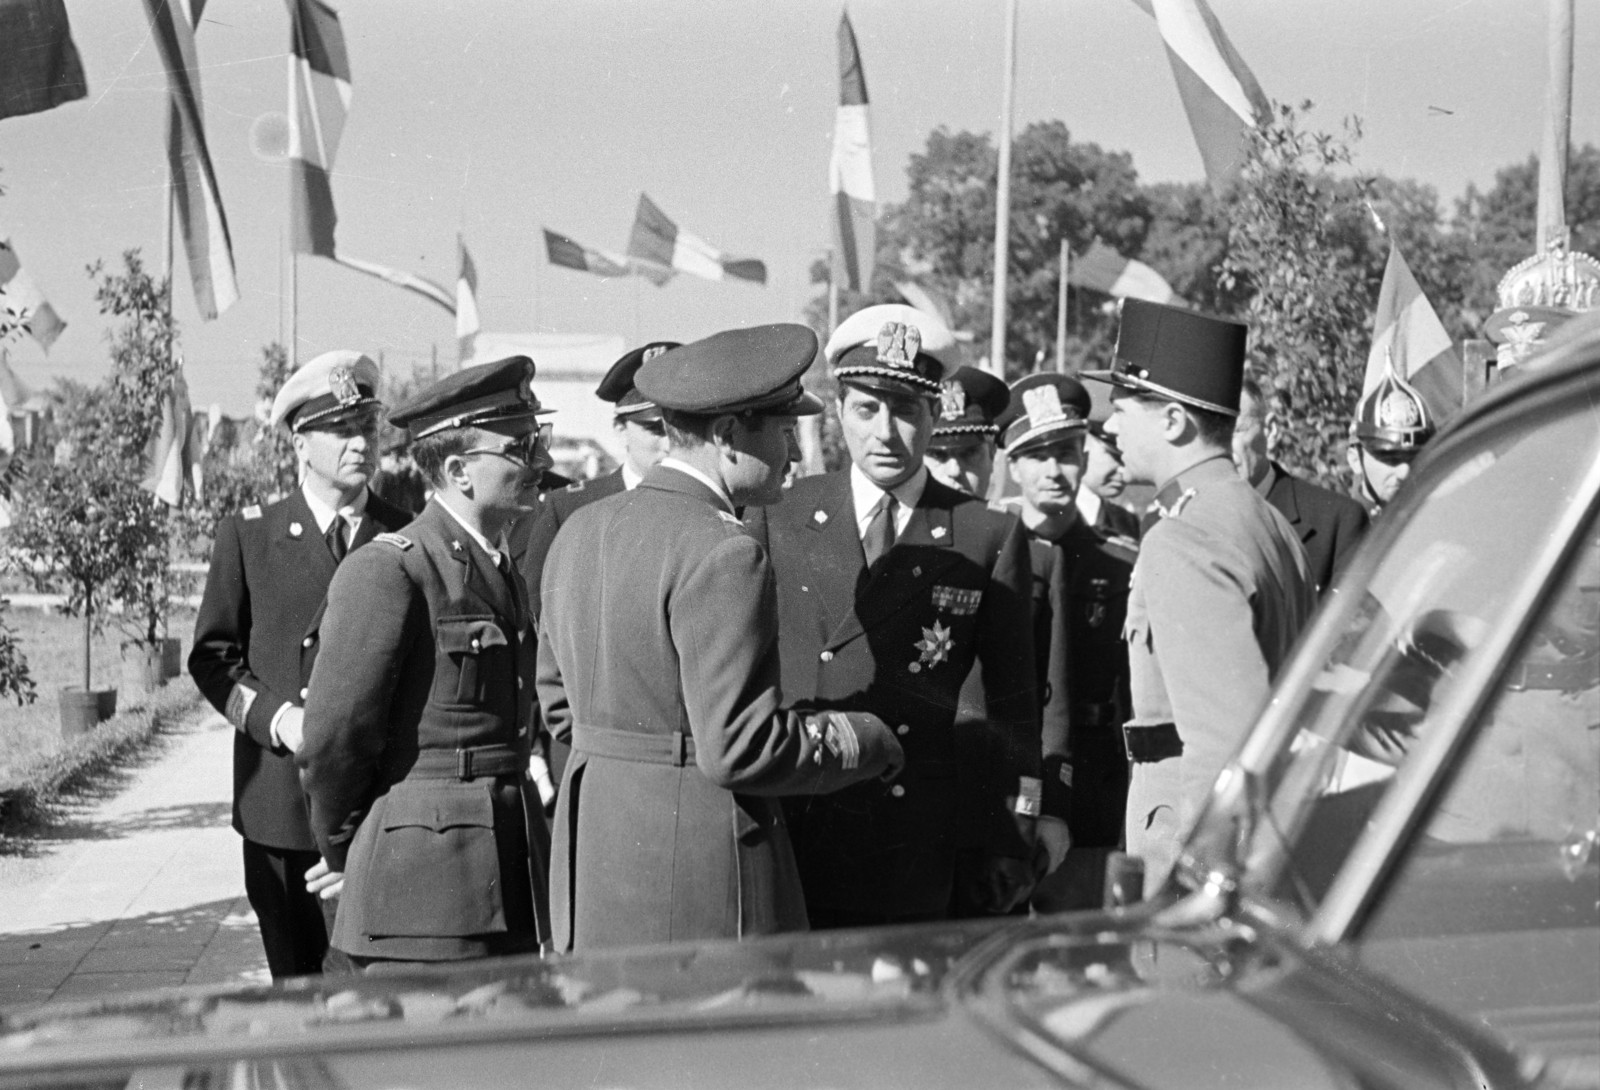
[1122,722,1183,764]
[572,725,695,768]
[407,744,527,781]
[1073,702,1123,730]
[1503,653,1600,692]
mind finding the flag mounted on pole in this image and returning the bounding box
[830,12,875,293]
[0,0,88,121]
[544,227,670,285]
[456,235,480,364]
[1129,0,1268,192]
[627,194,766,285]
[1363,241,1462,421]
[0,235,66,351]
[1067,241,1178,305]
[142,365,195,508]
[142,0,239,319]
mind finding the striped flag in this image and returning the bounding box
[142,366,195,508]
[0,235,66,351]
[627,195,766,285]
[544,227,670,285]
[287,0,349,257]
[1068,241,1178,305]
[1363,242,1462,419]
[830,12,875,293]
[143,0,239,319]
[0,0,88,121]
[456,236,480,364]
[1130,0,1269,191]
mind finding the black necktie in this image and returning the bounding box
[326,515,347,564]
[863,494,898,568]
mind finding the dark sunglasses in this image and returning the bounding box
[464,423,554,467]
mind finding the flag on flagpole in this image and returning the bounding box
[456,235,480,364]
[0,235,66,351]
[0,0,88,121]
[329,252,455,313]
[288,0,350,258]
[143,0,239,319]
[544,227,670,285]
[142,366,195,508]
[627,194,766,285]
[830,12,875,293]
[1130,0,1268,191]
[1068,241,1178,304]
[0,350,24,456]
[1363,242,1462,419]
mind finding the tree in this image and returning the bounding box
[0,602,36,707]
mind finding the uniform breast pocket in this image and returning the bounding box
[435,616,509,705]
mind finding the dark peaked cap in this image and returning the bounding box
[389,355,551,437]
[636,324,823,416]
[1084,298,1248,416]
[598,341,680,418]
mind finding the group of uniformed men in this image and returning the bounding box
[190,295,1441,976]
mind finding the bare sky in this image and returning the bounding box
[1,0,1596,414]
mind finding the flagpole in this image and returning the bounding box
[290,252,298,370]
[277,230,285,349]
[987,0,1018,379]
[161,166,175,316]
[1537,0,1574,252]
[1055,239,1068,374]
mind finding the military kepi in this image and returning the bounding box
[636,324,823,416]
[930,366,1010,447]
[598,341,679,420]
[269,350,382,431]
[826,303,959,397]
[998,374,1091,455]
[389,355,551,438]
[1084,298,1248,416]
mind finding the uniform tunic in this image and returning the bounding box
[537,466,901,952]
[746,471,1038,922]
[1123,455,1313,895]
[298,499,545,962]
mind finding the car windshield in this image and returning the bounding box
[1176,382,1600,924]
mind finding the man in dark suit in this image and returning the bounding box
[189,350,410,979]
[298,356,553,967]
[537,325,904,952]
[746,303,1040,929]
[1234,377,1369,596]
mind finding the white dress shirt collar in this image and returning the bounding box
[435,496,502,565]
[657,457,735,513]
[849,462,926,539]
[301,484,368,536]
[621,462,644,490]
[1074,486,1103,528]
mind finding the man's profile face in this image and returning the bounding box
[615,414,669,475]
[925,435,995,497]
[838,384,933,490]
[723,413,799,507]
[1103,391,1164,485]
[1008,436,1085,517]
[1082,432,1126,499]
[1233,390,1270,484]
[1351,444,1414,505]
[296,413,380,493]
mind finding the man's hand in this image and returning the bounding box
[305,856,343,900]
[275,706,305,753]
[1034,816,1072,877]
[972,856,1036,914]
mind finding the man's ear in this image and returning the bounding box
[709,414,739,451]
[1160,401,1191,442]
[1006,456,1024,486]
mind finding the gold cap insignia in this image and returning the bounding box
[328,362,362,406]
[875,321,921,371]
[939,380,967,421]
[642,344,669,363]
[1021,384,1066,426]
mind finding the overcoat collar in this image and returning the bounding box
[640,463,735,515]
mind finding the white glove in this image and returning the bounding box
[273,706,305,753]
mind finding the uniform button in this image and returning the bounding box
[299,687,309,699]
[517,677,524,689]
[302,636,314,648]
[470,639,482,652]
[890,785,906,798]
[897,724,909,736]
[819,651,834,663]
[908,662,922,674]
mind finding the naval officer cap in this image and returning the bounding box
[997,373,1091,455]
[269,350,383,431]
[1083,298,1248,416]
[635,324,824,417]
[388,355,552,438]
[597,341,680,421]
[826,303,959,398]
[929,366,1010,448]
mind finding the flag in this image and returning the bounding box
[830,12,875,293]
[142,0,239,319]
[142,367,195,508]
[543,227,669,285]
[1363,242,1461,419]
[893,281,957,331]
[0,235,65,351]
[0,0,87,120]
[329,252,454,313]
[287,0,350,257]
[456,236,480,364]
[1130,0,1268,191]
[1068,241,1178,304]
[0,351,22,455]
[627,194,766,285]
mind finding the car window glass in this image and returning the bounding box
[1353,526,1600,1067]
[1223,399,1600,917]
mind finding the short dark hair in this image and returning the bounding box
[1130,392,1235,451]
[1240,376,1264,406]
[661,408,716,448]
[411,426,478,489]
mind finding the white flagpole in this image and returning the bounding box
[1055,239,1069,373]
[987,0,1019,379]
[1537,0,1574,252]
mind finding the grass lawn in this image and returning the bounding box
[0,606,199,789]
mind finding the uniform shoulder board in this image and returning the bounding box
[565,480,586,493]
[716,510,744,526]
[374,532,413,550]
[240,505,262,520]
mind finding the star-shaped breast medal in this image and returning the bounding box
[914,620,953,668]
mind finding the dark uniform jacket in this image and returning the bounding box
[1261,462,1369,596]
[297,499,545,962]
[745,470,1038,920]
[537,466,901,952]
[189,489,411,851]
[1092,496,1142,542]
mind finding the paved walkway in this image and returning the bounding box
[0,703,269,1011]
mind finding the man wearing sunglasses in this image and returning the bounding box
[1346,356,1436,518]
[298,355,555,968]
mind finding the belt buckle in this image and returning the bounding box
[671,733,688,767]
[457,749,475,779]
